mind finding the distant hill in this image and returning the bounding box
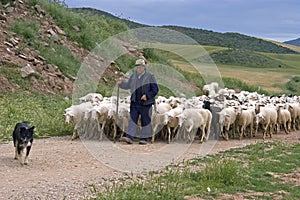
[72,7,297,55]
[284,38,300,47]
[71,7,147,29]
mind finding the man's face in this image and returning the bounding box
[136,65,145,75]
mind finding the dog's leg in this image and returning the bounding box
[14,141,18,160]
[17,145,24,165]
[24,145,31,165]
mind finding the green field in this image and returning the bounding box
[151,43,300,94]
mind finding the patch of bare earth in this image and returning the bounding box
[0,131,299,199]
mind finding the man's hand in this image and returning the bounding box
[141,94,147,101]
[115,77,122,85]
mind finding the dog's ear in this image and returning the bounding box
[29,126,35,132]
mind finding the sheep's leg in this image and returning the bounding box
[112,121,117,142]
[99,120,105,141]
[167,126,172,144]
[224,125,230,141]
[151,124,159,143]
[283,121,289,134]
[249,123,253,138]
[205,123,211,142]
[287,120,291,133]
[292,118,296,131]
[170,126,178,142]
[200,126,206,143]
[239,126,243,140]
[72,128,79,140]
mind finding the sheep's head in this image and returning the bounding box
[256,113,265,124]
[64,113,74,124]
[176,114,185,127]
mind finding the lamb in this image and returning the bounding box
[176,108,205,143]
[218,106,237,140]
[235,106,255,140]
[276,105,291,134]
[255,106,278,140]
[64,102,93,140]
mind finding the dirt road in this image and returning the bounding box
[1,132,299,200]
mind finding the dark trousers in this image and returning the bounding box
[126,103,152,140]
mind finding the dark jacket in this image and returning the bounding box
[119,70,159,106]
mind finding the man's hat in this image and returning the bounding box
[135,59,146,67]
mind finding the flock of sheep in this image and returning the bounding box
[63,82,300,143]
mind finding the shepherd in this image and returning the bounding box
[116,58,159,144]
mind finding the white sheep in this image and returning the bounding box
[162,105,184,143]
[235,106,255,140]
[218,106,237,140]
[79,93,103,104]
[287,103,300,131]
[176,108,205,143]
[155,102,172,114]
[202,82,219,97]
[64,102,93,140]
[151,112,168,143]
[255,106,278,140]
[276,105,291,134]
[197,108,212,142]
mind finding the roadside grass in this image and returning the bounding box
[0,92,73,142]
[91,142,300,200]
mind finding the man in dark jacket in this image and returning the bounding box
[117,58,159,144]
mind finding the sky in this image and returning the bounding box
[64,0,300,42]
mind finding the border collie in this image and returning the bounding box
[12,122,35,165]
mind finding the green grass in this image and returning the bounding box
[90,142,300,200]
[9,19,39,41]
[0,92,73,141]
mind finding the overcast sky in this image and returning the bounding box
[64,0,299,42]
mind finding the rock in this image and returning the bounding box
[0,14,7,21]
[20,64,36,78]
[19,54,27,60]
[4,41,14,48]
[6,7,14,13]
[34,5,45,15]
[53,25,66,35]
[72,25,80,32]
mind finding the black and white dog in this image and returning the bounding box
[12,122,35,165]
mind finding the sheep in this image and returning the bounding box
[176,108,205,143]
[151,112,168,143]
[276,104,291,134]
[287,103,300,131]
[197,108,212,142]
[156,102,172,114]
[202,82,219,97]
[64,102,93,140]
[255,106,278,140]
[86,103,113,140]
[162,105,184,143]
[235,106,255,140]
[79,93,103,104]
[218,106,237,140]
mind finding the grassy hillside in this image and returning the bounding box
[72,8,297,55]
